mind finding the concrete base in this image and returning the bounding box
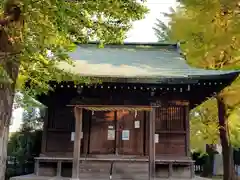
[10,174,212,180]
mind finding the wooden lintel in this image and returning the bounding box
[66,104,160,108]
[149,107,156,180]
[66,104,160,112]
[72,107,83,180]
[169,100,189,106]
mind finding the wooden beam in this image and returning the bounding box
[72,107,83,180]
[148,107,156,180]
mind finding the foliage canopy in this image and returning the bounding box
[7,108,42,178]
[153,0,240,151]
[190,98,240,152]
[0,0,148,97]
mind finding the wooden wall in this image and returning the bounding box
[145,103,188,156]
[156,105,187,156]
[41,104,189,157]
[44,106,74,154]
[40,86,190,157]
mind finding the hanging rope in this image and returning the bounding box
[80,106,152,111]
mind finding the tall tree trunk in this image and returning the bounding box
[217,96,236,180]
[0,125,10,180]
[0,79,18,180]
[0,58,19,180]
[0,1,22,179]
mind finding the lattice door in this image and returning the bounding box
[155,104,187,156]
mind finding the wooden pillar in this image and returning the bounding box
[57,161,62,177]
[185,104,190,157]
[149,107,156,180]
[34,159,39,176]
[72,107,83,180]
[40,107,48,155]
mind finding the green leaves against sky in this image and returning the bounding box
[154,0,240,150]
[0,0,148,96]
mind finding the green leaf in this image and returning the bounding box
[0,0,148,98]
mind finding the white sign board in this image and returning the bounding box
[107,129,115,140]
[134,120,140,128]
[71,132,75,141]
[155,134,159,143]
[71,132,83,141]
[122,130,130,140]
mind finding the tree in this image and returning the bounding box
[0,1,148,179]
[190,98,240,151]
[21,108,43,132]
[190,98,240,177]
[161,1,240,179]
[153,18,171,42]
[7,108,42,179]
[153,8,175,42]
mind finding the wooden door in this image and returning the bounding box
[89,111,116,154]
[117,110,144,155]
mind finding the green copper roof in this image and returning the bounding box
[57,42,239,82]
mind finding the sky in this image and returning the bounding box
[126,0,177,42]
[10,0,178,133]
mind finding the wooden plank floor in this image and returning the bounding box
[10,174,211,180]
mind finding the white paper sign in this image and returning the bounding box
[108,126,114,129]
[134,121,140,128]
[71,132,83,141]
[71,132,75,141]
[122,130,130,140]
[155,134,159,143]
[107,129,115,140]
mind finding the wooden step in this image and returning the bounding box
[79,161,148,173]
[79,172,148,179]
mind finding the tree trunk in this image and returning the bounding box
[0,126,9,180]
[0,70,19,180]
[0,62,19,180]
[217,96,236,180]
[0,0,22,179]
